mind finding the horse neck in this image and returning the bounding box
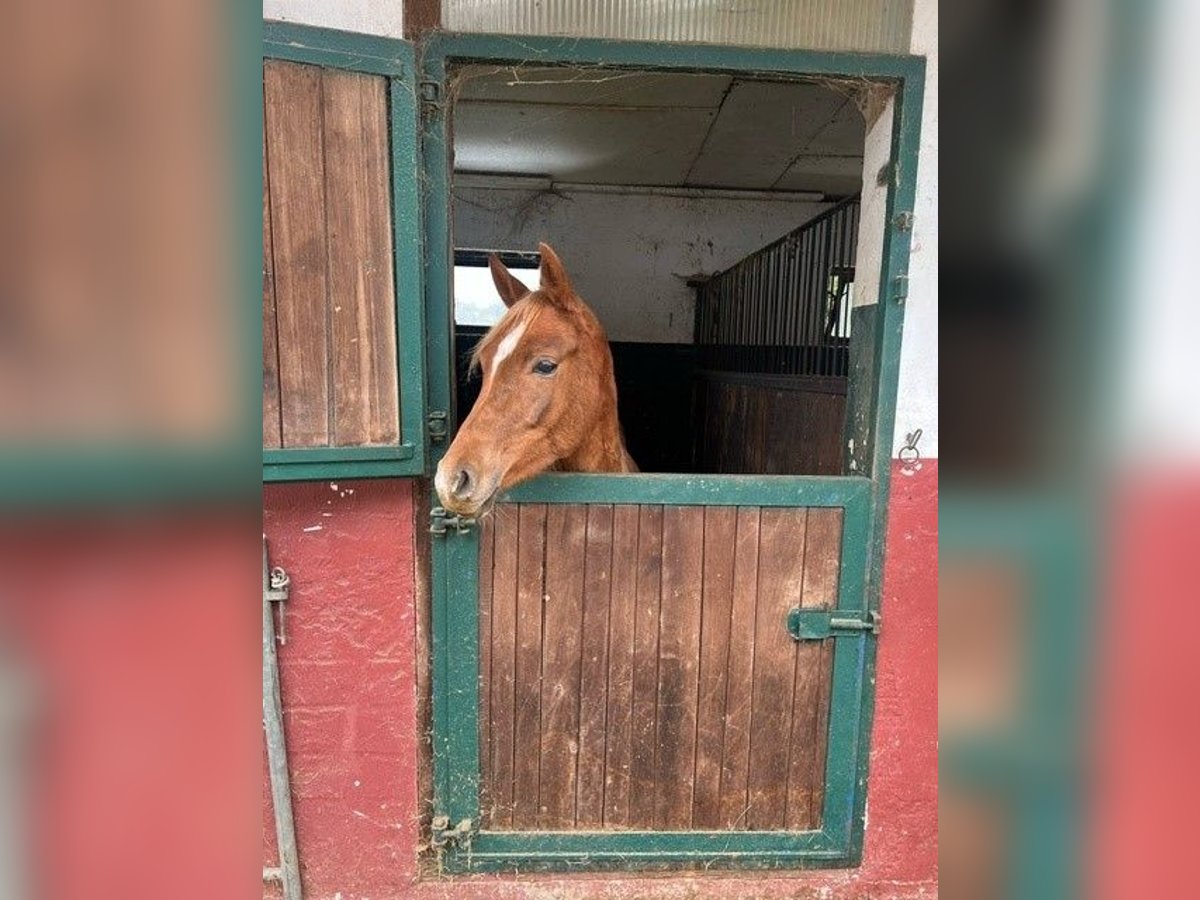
[562,400,630,473]
[560,358,630,474]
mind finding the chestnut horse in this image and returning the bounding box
[435,243,635,516]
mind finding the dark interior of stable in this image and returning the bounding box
[448,64,869,476]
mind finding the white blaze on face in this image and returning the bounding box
[490,319,527,379]
[469,315,528,413]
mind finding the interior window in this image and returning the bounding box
[453,249,540,326]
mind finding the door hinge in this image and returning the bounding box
[419,80,442,105]
[787,609,881,640]
[893,210,914,231]
[430,815,474,850]
[892,274,909,304]
[430,506,474,535]
[427,410,448,443]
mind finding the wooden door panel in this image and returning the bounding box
[262,60,399,449]
[478,502,841,832]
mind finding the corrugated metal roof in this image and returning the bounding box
[443,0,913,54]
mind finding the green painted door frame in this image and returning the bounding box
[431,473,872,871]
[261,23,428,482]
[419,32,925,872]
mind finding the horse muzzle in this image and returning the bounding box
[434,457,501,517]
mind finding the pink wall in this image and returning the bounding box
[262,462,937,898]
[263,479,420,898]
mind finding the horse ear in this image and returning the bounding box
[537,242,573,300]
[488,254,531,308]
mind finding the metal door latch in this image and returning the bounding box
[266,566,290,603]
[263,539,291,643]
[419,80,443,104]
[430,507,474,535]
[788,609,881,640]
[430,815,474,850]
[427,410,449,443]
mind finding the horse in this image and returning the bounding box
[434,242,636,517]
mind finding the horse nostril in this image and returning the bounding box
[452,467,474,498]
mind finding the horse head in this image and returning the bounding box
[435,243,633,517]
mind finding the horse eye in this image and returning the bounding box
[532,359,558,376]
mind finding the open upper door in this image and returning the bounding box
[261,24,426,481]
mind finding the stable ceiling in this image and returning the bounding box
[452,64,865,198]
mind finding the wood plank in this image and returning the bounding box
[748,387,770,473]
[511,503,546,829]
[746,507,808,829]
[808,612,836,824]
[263,60,330,447]
[321,69,399,445]
[603,505,640,827]
[628,504,663,828]
[654,505,705,828]
[576,505,614,827]
[486,503,519,827]
[261,128,282,448]
[787,507,843,829]
[765,390,847,476]
[538,505,587,828]
[692,505,737,828]
[476,512,494,824]
[719,507,760,828]
[718,384,741,474]
[698,376,847,476]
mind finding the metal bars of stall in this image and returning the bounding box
[696,196,859,377]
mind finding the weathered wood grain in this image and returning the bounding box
[692,505,737,828]
[747,507,808,829]
[576,505,614,827]
[602,504,640,827]
[320,69,398,445]
[477,512,495,824]
[787,507,842,828]
[261,129,282,448]
[628,504,663,827]
[478,502,842,833]
[264,61,329,446]
[719,507,761,828]
[538,505,587,828]
[511,503,546,829]
[485,503,519,827]
[698,377,847,475]
[655,505,705,828]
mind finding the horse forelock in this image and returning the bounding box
[470,301,535,374]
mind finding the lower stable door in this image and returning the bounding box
[432,475,875,871]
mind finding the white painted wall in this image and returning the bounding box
[453,188,830,343]
[853,97,895,319]
[894,0,938,458]
[262,0,403,37]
